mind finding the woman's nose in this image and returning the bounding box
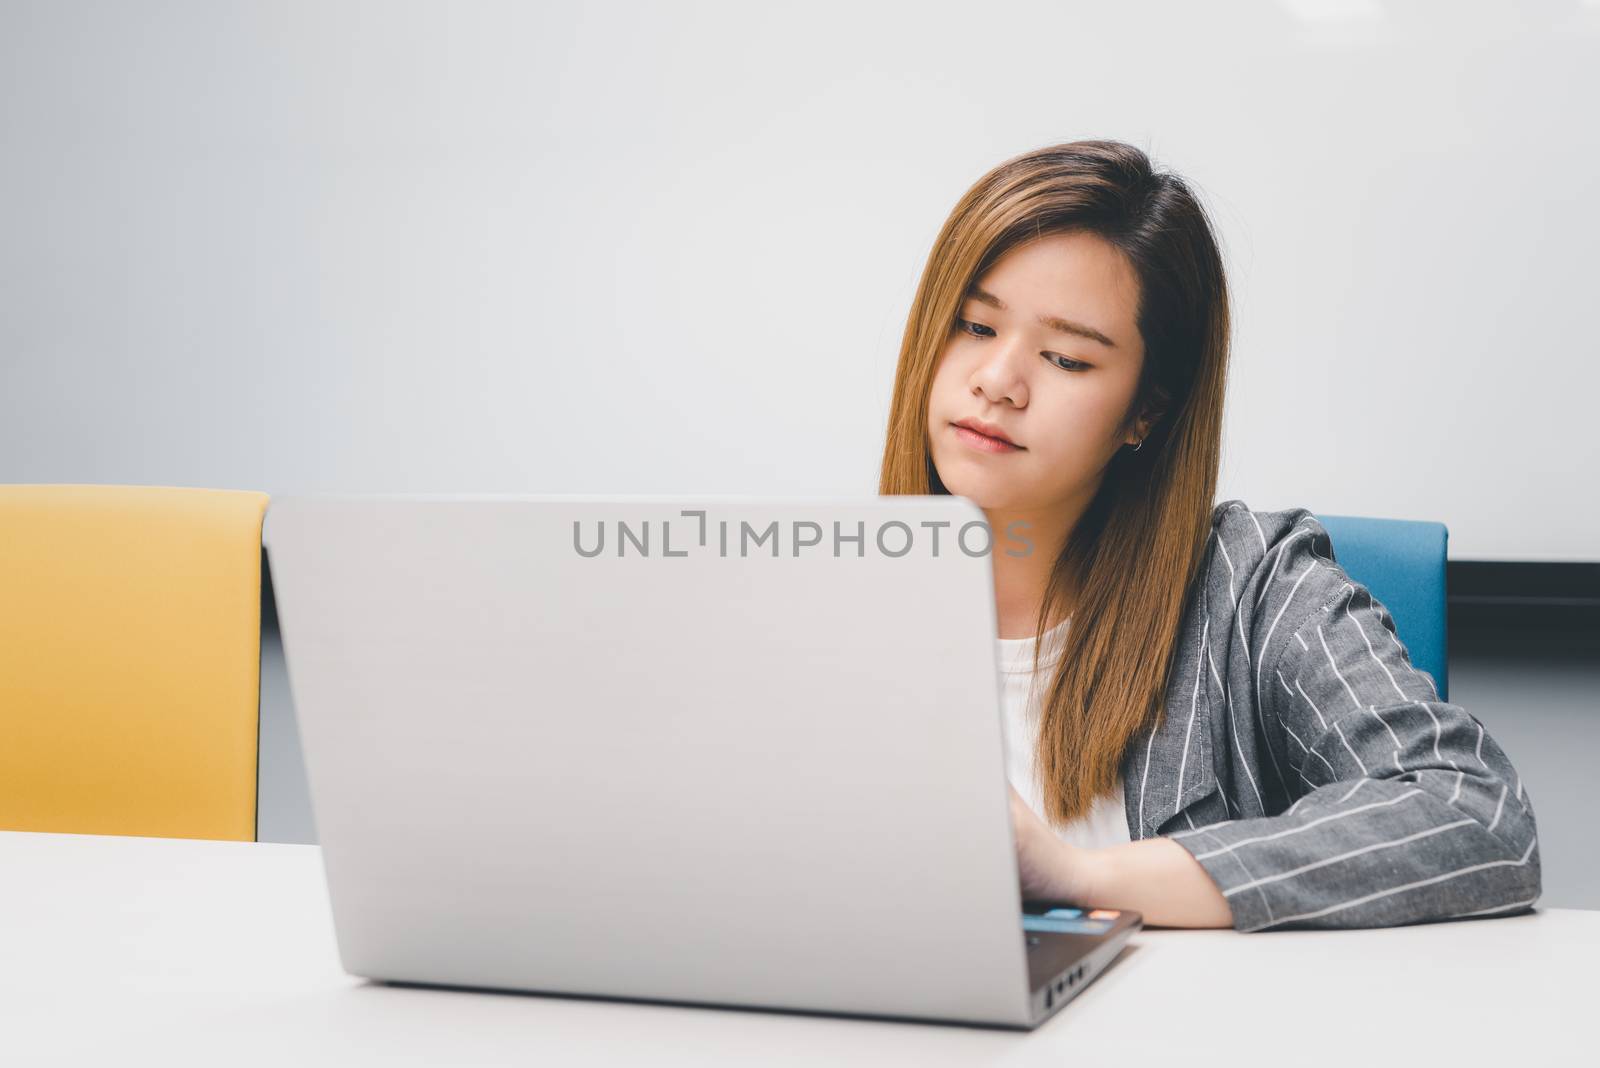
[972,337,1029,405]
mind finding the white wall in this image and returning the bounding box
[3,0,1596,561]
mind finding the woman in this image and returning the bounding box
[877,140,1541,931]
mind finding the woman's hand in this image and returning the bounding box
[1008,783,1101,904]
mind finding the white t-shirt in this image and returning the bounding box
[996,618,1133,850]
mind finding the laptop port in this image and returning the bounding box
[1045,988,1054,1009]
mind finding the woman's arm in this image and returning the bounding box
[1081,838,1233,927]
[1164,516,1541,932]
[1012,513,1542,932]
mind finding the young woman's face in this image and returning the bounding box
[926,230,1148,513]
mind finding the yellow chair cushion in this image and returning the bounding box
[0,484,268,841]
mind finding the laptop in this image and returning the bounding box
[264,494,1141,1029]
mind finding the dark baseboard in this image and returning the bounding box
[1448,561,1600,653]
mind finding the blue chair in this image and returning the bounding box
[1312,513,1449,702]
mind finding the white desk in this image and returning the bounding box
[1,830,1592,1065]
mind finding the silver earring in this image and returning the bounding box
[1131,438,1144,452]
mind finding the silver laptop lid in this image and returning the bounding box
[265,495,1033,1027]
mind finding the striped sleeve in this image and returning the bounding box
[1166,517,1542,932]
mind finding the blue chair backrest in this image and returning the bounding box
[1313,512,1449,702]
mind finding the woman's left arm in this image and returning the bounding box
[1148,522,1541,931]
[1026,517,1544,931]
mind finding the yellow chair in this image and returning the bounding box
[0,484,269,841]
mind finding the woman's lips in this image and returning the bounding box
[952,422,1023,453]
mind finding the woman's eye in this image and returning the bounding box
[956,316,1087,372]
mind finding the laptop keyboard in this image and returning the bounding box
[1022,906,1118,940]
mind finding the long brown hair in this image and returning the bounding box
[878,140,1231,825]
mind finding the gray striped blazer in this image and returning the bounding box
[1120,499,1541,932]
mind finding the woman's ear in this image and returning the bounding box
[1125,404,1164,446]
[1132,389,1172,443]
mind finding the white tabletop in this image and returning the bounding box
[1,829,1592,1066]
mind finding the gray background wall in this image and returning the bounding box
[4,0,1598,559]
[3,1,1596,905]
